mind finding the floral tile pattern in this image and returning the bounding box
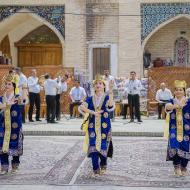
[0,6,65,37]
[141,3,190,42]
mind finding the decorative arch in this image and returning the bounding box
[141,14,190,75]
[0,6,65,66]
[0,6,65,39]
[142,14,190,49]
[141,3,190,42]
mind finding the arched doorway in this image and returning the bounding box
[142,15,190,69]
[0,7,64,67]
[15,25,62,67]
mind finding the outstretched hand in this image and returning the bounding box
[109,80,114,91]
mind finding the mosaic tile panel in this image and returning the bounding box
[0,6,65,37]
[141,3,190,42]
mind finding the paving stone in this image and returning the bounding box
[1,137,190,188]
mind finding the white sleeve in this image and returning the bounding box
[82,88,87,97]
[155,90,160,102]
[54,80,59,88]
[125,80,130,94]
[169,90,173,99]
[138,80,143,90]
[28,77,36,87]
[61,82,67,92]
[69,88,73,96]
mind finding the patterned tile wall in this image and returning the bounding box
[0,6,65,37]
[141,3,190,42]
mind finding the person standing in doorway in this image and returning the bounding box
[125,71,142,123]
[27,69,41,122]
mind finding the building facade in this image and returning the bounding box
[0,0,190,80]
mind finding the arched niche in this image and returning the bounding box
[15,25,62,67]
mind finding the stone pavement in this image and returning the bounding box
[23,116,165,136]
[0,136,190,189]
[1,186,189,190]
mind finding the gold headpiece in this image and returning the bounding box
[5,74,15,83]
[174,80,187,89]
[1,74,15,91]
[93,74,106,86]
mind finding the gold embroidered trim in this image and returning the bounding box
[92,94,106,152]
[2,106,11,153]
[176,108,183,142]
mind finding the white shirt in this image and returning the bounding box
[28,76,41,93]
[125,79,142,95]
[156,88,173,102]
[103,75,117,93]
[60,82,67,93]
[70,86,86,102]
[18,73,27,96]
[44,79,59,96]
[55,78,68,94]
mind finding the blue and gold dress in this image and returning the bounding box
[0,95,23,156]
[167,98,190,161]
[82,94,113,158]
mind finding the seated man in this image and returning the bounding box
[69,80,86,118]
[155,83,173,119]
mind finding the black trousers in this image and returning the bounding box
[128,94,141,120]
[28,92,41,121]
[158,100,168,119]
[56,94,61,120]
[46,95,56,122]
[19,105,25,123]
[173,154,188,168]
[122,104,129,118]
[70,101,82,117]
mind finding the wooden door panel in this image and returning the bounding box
[93,48,110,79]
[17,45,62,67]
[18,49,32,67]
[31,50,43,66]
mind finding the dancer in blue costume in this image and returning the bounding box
[165,80,190,177]
[79,74,115,176]
[0,74,23,175]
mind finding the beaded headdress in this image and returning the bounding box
[93,74,106,86]
[174,80,187,89]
